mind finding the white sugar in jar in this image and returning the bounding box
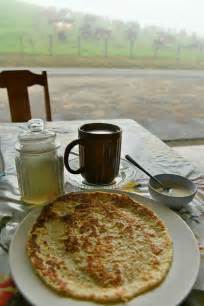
[15,119,64,205]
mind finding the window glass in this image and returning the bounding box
[0,0,203,140]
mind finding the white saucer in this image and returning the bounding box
[65,158,138,190]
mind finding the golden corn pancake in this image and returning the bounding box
[27,192,173,303]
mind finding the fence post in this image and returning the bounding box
[104,38,108,57]
[77,35,81,56]
[19,34,24,56]
[30,38,35,54]
[196,45,202,64]
[129,40,134,58]
[48,34,53,56]
[154,46,158,58]
[176,44,181,63]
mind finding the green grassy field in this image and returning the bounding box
[0,0,204,69]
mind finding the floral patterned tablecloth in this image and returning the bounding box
[0,120,204,306]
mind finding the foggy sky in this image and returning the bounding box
[23,0,204,35]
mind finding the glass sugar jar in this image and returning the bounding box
[15,119,64,205]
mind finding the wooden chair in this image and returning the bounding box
[0,70,52,122]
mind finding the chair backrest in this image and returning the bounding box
[0,70,52,122]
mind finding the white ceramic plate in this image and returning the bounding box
[9,192,200,306]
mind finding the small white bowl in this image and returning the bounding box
[148,174,197,210]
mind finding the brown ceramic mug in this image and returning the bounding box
[64,123,122,185]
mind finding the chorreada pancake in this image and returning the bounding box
[27,192,173,303]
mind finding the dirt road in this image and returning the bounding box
[1,68,204,140]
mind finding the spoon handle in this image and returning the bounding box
[125,154,164,188]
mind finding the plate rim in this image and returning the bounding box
[9,191,200,306]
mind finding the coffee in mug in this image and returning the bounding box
[64,123,122,185]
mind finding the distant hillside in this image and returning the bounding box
[0,0,45,34]
[0,0,55,53]
[0,0,200,42]
[0,0,203,69]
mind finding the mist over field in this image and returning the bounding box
[1,0,204,68]
[24,0,204,35]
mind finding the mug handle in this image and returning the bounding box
[64,139,84,174]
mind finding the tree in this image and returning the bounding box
[80,14,98,39]
[125,22,140,58]
[80,23,93,40]
[112,20,126,38]
[43,6,58,24]
[93,27,111,56]
[153,32,175,57]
